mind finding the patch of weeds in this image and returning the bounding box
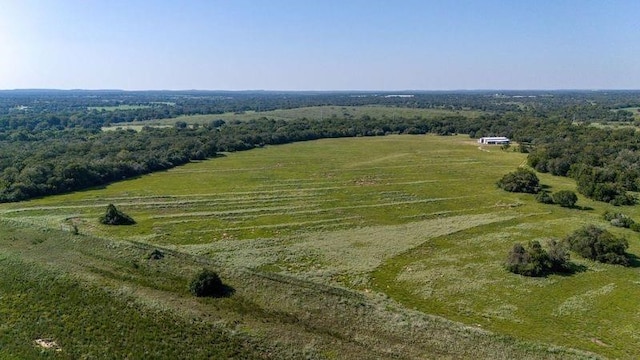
[147,249,165,260]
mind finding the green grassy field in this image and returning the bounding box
[88,104,151,111]
[1,134,635,358]
[101,105,484,130]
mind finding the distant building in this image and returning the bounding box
[477,136,510,145]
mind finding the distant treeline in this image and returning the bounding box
[1,90,638,132]
[1,90,640,203]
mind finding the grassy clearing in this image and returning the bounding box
[88,104,151,111]
[372,201,640,358]
[616,107,640,120]
[0,134,631,357]
[101,124,173,132]
[101,105,484,129]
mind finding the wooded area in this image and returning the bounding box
[0,90,639,203]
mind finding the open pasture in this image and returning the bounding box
[1,134,637,357]
[101,105,484,129]
[88,104,152,111]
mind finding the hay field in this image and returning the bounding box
[1,134,635,357]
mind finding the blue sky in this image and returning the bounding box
[1,0,638,90]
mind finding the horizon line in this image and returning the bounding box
[1,88,640,93]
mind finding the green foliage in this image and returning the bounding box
[505,240,569,277]
[497,168,541,194]
[100,204,136,225]
[546,239,571,272]
[603,211,635,228]
[564,225,629,266]
[535,191,554,204]
[551,190,578,208]
[575,169,636,205]
[189,269,225,297]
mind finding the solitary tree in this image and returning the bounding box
[497,168,541,194]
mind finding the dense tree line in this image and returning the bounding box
[527,125,640,204]
[1,90,640,203]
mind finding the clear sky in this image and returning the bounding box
[1,0,638,90]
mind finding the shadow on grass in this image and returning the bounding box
[216,284,236,298]
[553,262,588,277]
[625,253,640,268]
[574,205,594,211]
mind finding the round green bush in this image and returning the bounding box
[535,191,554,204]
[189,269,224,297]
[497,168,541,194]
[552,190,578,208]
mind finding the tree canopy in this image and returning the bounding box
[564,225,629,266]
[497,168,541,194]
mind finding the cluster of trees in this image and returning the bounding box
[506,240,570,276]
[535,190,578,208]
[0,127,217,202]
[565,225,629,266]
[507,225,631,276]
[526,126,639,205]
[603,211,640,232]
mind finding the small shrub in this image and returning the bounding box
[564,225,629,266]
[630,222,640,232]
[535,191,554,204]
[552,190,578,208]
[611,193,636,206]
[603,211,635,228]
[497,168,541,194]
[100,204,136,225]
[148,249,165,260]
[189,269,224,297]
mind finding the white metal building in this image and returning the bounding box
[477,136,510,145]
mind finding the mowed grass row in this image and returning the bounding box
[1,134,634,357]
[1,135,521,245]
